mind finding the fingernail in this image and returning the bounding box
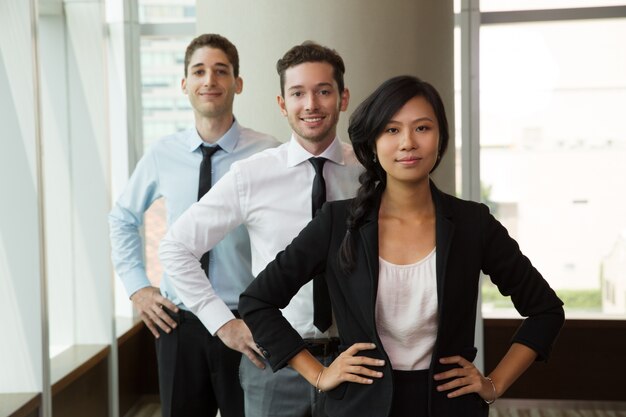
[378,360,385,365]
[377,372,383,377]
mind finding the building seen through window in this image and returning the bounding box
[478,18,626,317]
[139,1,194,285]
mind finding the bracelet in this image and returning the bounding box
[484,376,497,405]
[315,367,326,393]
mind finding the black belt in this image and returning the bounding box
[304,338,340,357]
[169,309,240,323]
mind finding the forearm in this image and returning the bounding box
[109,215,151,296]
[288,349,325,387]
[159,235,234,334]
[487,342,538,398]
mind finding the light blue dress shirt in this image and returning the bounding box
[109,120,278,310]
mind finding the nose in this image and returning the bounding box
[399,129,417,151]
[305,93,319,112]
[204,71,216,86]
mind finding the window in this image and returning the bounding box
[478,16,626,317]
[138,1,194,285]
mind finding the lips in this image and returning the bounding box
[396,155,422,164]
[300,115,325,123]
[199,90,222,98]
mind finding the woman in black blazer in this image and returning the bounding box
[239,75,564,417]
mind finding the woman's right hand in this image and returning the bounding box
[318,343,385,392]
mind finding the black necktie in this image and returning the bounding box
[309,157,332,332]
[198,145,221,276]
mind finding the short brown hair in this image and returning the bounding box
[276,41,345,97]
[184,34,239,78]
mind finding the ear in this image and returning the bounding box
[277,95,288,117]
[339,87,350,112]
[181,77,188,94]
[235,76,243,95]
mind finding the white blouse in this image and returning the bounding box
[375,249,438,370]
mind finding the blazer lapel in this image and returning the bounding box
[356,195,382,336]
[432,182,455,313]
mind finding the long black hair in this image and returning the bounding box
[338,75,450,273]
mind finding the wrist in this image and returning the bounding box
[315,367,326,393]
[484,376,497,405]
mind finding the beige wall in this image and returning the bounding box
[197,0,455,192]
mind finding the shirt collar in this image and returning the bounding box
[186,118,241,153]
[286,133,347,168]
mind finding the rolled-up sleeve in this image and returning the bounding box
[159,167,245,334]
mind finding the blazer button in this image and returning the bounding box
[256,343,271,358]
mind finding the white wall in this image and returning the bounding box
[197,0,456,192]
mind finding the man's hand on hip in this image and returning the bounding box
[216,319,266,369]
[130,287,179,338]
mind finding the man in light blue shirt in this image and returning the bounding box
[109,33,277,417]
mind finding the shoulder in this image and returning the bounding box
[231,141,289,170]
[237,126,281,149]
[144,130,189,159]
[321,198,353,224]
[338,141,361,167]
[434,186,491,219]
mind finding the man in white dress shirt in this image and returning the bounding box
[159,42,363,417]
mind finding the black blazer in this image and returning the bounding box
[240,182,564,417]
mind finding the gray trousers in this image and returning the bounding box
[239,353,336,417]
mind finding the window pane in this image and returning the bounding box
[138,0,195,24]
[141,36,193,150]
[481,0,626,12]
[140,36,193,285]
[479,19,626,317]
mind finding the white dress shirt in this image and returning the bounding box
[160,135,362,336]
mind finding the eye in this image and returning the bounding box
[416,125,430,132]
[194,69,205,76]
[216,69,228,75]
[319,90,331,96]
[291,91,303,97]
[385,127,399,134]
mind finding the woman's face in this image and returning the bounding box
[375,95,440,187]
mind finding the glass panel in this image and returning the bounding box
[138,0,195,24]
[479,19,626,317]
[141,36,193,150]
[140,35,194,285]
[481,0,626,12]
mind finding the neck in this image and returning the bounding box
[195,112,234,143]
[294,133,336,156]
[380,178,434,218]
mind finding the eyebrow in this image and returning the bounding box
[189,62,230,70]
[387,117,434,124]
[287,82,334,91]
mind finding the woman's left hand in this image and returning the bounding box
[433,355,496,402]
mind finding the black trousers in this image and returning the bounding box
[389,369,429,417]
[155,309,244,417]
